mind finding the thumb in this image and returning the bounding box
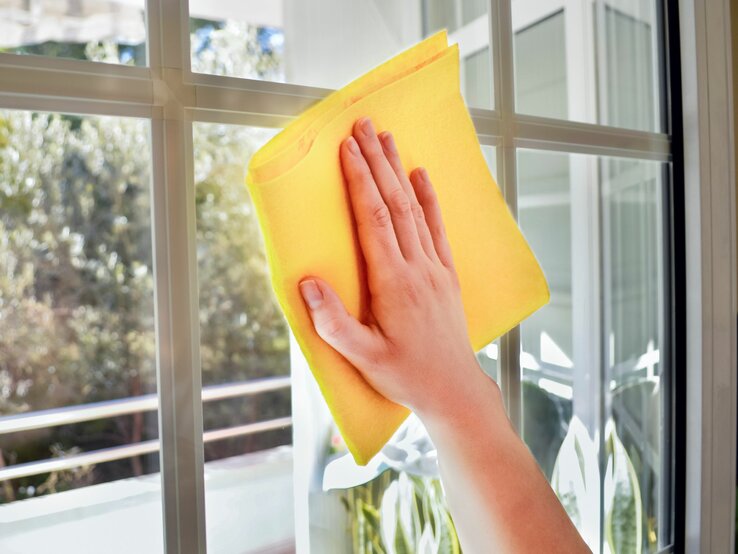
[298,276,377,366]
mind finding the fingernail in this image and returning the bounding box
[380,132,396,152]
[359,117,374,136]
[346,136,360,155]
[299,279,323,309]
[419,167,429,182]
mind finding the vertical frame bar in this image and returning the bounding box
[491,0,521,429]
[147,0,207,552]
[663,0,685,549]
[680,0,737,551]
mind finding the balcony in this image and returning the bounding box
[0,378,296,553]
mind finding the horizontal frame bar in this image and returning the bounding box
[0,417,293,482]
[0,54,671,161]
[0,376,291,435]
[0,60,154,108]
[515,114,671,162]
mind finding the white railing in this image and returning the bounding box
[0,376,292,482]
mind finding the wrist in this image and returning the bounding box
[415,358,509,438]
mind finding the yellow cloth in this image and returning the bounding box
[245,30,549,466]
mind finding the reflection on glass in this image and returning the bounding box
[189,0,493,108]
[517,149,669,552]
[514,9,568,121]
[603,156,666,552]
[601,3,659,132]
[518,148,573,485]
[193,122,294,552]
[0,110,161,552]
[0,1,146,65]
[512,0,663,132]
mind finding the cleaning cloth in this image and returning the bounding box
[245,29,549,466]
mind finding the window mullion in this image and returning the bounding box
[492,0,522,430]
[147,0,207,553]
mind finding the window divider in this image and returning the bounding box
[148,0,208,553]
[492,0,523,431]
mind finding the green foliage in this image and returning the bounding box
[0,21,289,501]
[342,470,461,554]
[610,379,661,551]
[188,21,289,460]
[605,421,643,554]
[0,108,158,501]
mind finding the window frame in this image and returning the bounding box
[677,0,737,552]
[0,0,733,552]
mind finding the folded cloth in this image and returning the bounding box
[245,29,549,466]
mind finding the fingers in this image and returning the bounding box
[409,167,457,271]
[298,276,380,369]
[351,117,424,262]
[340,136,404,276]
[377,131,440,264]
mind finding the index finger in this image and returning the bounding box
[340,135,405,279]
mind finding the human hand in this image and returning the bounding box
[298,116,493,420]
[298,120,587,551]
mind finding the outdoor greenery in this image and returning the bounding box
[342,470,460,554]
[0,20,289,503]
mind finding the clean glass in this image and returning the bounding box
[517,149,669,553]
[189,0,493,109]
[602,156,668,552]
[0,110,161,552]
[512,0,665,132]
[193,122,294,553]
[0,1,146,65]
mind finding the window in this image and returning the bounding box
[512,0,664,132]
[0,0,685,553]
[0,110,163,551]
[518,150,670,551]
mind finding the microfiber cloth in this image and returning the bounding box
[245,29,549,466]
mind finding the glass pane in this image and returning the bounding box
[512,0,664,132]
[0,1,146,66]
[0,110,161,552]
[517,149,573,489]
[189,0,493,109]
[517,149,670,552]
[194,122,294,553]
[602,156,667,552]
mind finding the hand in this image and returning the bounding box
[298,116,493,419]
[297,117,590,554]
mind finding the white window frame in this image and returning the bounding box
[0,0,734,552]
[679,1,737,552]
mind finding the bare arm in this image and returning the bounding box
[416,368,589,553]
[298,116,591,553]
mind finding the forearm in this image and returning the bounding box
[417,366,591,554]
